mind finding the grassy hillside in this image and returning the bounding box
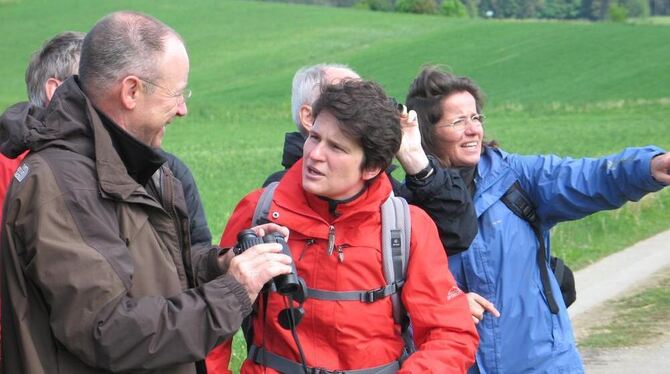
[1,0,669,370]
[1,0,668,286]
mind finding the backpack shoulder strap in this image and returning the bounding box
[252,181,279,226]
[243,182,280,351]
[380,192,415,354]
[380,193,411,304]
[500,181,560,314]
[500,181,539,229]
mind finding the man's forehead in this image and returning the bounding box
[159,37,190,82]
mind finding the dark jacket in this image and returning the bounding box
[158,150,212,247]
[393,156,477,256]
[262,131,305,187]
[263,132,477,254]
[0,77,250,374]
[0,105,212,248]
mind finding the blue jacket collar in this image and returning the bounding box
[474,147,518,217]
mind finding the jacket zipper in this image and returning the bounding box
[162,169,193,288]
[327,225,335,256]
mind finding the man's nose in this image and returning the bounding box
[176,101,188,117]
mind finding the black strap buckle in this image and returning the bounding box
[361,286,384,303]
[361,283,399,303]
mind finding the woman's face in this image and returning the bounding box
[302,110,380,200]
[433,91,484,167]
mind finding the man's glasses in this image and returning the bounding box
[139,78,192,105]
[437,113,486,131]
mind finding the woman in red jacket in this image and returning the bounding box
[207,80,478,373]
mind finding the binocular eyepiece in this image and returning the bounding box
[234,229,303,298]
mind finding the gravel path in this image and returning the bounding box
[581,339,670,374]
[570,230,670,373]
[569,230,670,320]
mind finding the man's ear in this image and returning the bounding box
[299,104,314,133]
[44,78,62,104]
[120,76,142,110]
[361,166,382,181]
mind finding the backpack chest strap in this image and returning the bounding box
[306,280,404,303]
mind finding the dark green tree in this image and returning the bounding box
[618,0,650,17]
[649,0,670,15]
[541,0,582,18]
[357,0,396,10]
[396,0,440,13]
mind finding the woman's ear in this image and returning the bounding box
[361,166,382,181]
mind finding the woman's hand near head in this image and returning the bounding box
[651,152,670,185]
[396,105,430,175]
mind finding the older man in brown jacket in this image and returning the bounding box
[0,11,293,374]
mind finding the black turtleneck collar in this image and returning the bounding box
[458,165,478,197]
[95,109,166,186]
[318,182,370,218]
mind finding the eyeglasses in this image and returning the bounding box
[139,77,192,104]
[437,113,486,131]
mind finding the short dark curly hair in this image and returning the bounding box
[312,79,401,172]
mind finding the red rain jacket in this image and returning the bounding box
[207,160,478,373]
[0,150,26,359]
[0,151,27,223]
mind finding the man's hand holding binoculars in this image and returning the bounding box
[219,223,293,303]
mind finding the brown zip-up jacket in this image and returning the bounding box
[0,77,251,374]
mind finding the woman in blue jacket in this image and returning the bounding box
[405,67,670,373]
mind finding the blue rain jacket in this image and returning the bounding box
[449,146,666,374]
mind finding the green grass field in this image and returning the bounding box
[1,0,669,371]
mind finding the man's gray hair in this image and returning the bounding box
[79,11,183,98]
[25,31,85,107]
[291,63,356,134]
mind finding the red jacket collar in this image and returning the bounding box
[271,159,393,237]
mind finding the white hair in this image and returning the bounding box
[290,63,357,134]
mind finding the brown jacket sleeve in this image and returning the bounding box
[12,155,251,372]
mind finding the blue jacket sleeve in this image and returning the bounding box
[508,146,667,229]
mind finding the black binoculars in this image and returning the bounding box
[235,229,308,330]
[234,229,303,299]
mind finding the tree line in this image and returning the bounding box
[260,0,670,20]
